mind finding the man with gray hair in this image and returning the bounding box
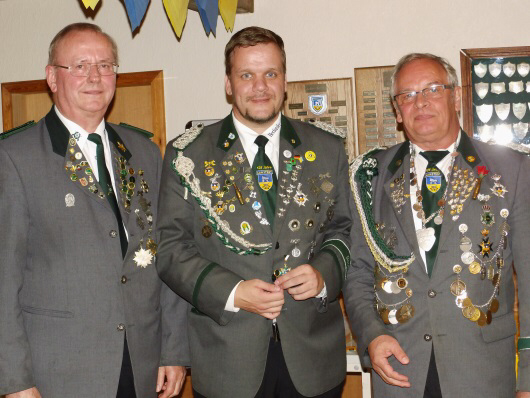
[344,53,530,397]
[0,23,189,398]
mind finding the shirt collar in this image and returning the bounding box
[232,113,282,150]
[411,130,462,163]
[54,105,106,149]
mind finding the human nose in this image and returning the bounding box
[87,64,102,81]
[414,90,428,108]
[253,75,267,92]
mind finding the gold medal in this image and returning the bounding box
[397,304,415,323]
[450,280,466,296]
[490,298,499,313]
[380,308,390,325]
[469,261,481,274]
[470,307,481,322]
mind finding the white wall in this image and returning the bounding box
[1,0,529,142]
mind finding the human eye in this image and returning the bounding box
[74,63,86,71]
[399,91,416,103]
[98,62,112,71]
[428,85,443,94]
[241,73,252,80]
[266,71,277,78]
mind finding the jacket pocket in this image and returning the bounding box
[481,311,516,343]
[21,305,74,318]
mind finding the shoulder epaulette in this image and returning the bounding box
[119,123,154,139]
[487,140,530,156]
[308,119,347,139]
[0,121,35,140]
[172,124,205,151]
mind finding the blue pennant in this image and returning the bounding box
[195,0,218,36]
[124,0,151,32]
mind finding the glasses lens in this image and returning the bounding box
[397,92,416,105]
[97,63,117,76]
[423,85,445,99]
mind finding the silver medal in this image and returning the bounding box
[461,251,474,265]
[460,236,472,252]
[417,227,436,251]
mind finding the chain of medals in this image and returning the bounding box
[171,125,271,255]
[452,189,509,326]
[409,145,457,252]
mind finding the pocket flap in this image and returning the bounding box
[481,311,516,343]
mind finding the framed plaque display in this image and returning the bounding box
[2,70,167,154]
[354,66,405,154]
[461,47,530,152]
[283,78,355,158]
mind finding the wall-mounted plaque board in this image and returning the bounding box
[283,78,355,159]
[461,46,530,152]
[354,66,405,154]
[1,70,167,154]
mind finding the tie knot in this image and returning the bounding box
[87,133,103,146]
[420,150,449,166]
[254,135,269,149]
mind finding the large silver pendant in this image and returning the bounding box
[417,227,436,251]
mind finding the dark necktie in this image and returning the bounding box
[420,150,448,277]
[252,135,277,226]
[88,133,128,258]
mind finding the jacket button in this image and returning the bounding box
[424,334,432,341]
[121,276,128,284]
[110,230,118,238]
[428,289,436,298]
[275,242,280,249]
[117,323,125,331]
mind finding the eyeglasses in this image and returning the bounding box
[393,84,454,106]
[53,62,119,77]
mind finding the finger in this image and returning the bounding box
[261,311,281,319]
[391,345,410,365]
[156,368,166,393]
[378,361,409,383]
[172,372,186,396]
[159,372,177,398]
[258,304,283,315]
[253,279,281,292]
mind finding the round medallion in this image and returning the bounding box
[459,223,468,233]
[292,247,301,257]
[452,264,462,274]
[469,261,481,275]
[450,280,466,296]
[283,150,292,158]
[500,208,509,218]
[459,236,472,252]
[201,225,213,238]
[461,251,474,265]
[288,219,300,232]
[305,150,316,162]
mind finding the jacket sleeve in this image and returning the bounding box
[156,143,241,326]
[0,144,35,394]
[310,139,353,302]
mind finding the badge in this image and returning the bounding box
[476,104,493,124]
[424,168,442,193]
[117,141,126,152]
[494,103,510,121]
[417,227,435,251]
[234,152,245,164]
[283,150,292,158]
[256,169,274,191]
[252,201,261,210]
[240,221,252,235]
[513,122,528,140]
[500,208,509,218]
[229,204,236,213]
[474,62,487,78]
[490,82,506,94]
[491,183,508,198]
[228,133,236,140]
[294,187,308,206]
[244,173,253,183]
[70,173,78,181]
[202,225,213,238]
[488,63,502,78]
[466,156,475,163]
[288,219,300,232]
[509,81,524,94]
[474,82,489,99]
[503,62,516,77]
[305,151,316,162]
[518,62,530,77]
[308,94,328,115]
[79,177,88,187]
[133,247,153,268]
[69,138,76,146]
[65,193,75,207]
[75,152,82,160]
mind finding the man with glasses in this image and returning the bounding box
[0,23,189,398]
[344,53,530,397]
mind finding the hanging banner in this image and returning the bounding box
[219,0,237,32]
[124,0,151,32]
[163,0,190,38]
[195,0,218,36]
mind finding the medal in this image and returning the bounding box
[417,227,436,251]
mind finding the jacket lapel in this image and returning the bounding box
[45,109,112,211]
[383,141,426,272]
[272,116,303,242]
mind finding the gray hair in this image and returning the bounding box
[48,22,119,65]
[390,53,458,99]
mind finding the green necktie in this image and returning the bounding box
[88,133,128,258]
[252,135,277,226]
[420,150,448,277]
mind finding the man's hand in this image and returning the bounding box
[234,279,284,319]
[368,335,410,388]
[275,264,324,300]
[516,392,530,398]
[6,387,42,398]
[157,366,187,398]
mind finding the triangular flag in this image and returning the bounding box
[123,0,151,32]
[219,0,237,32]
[195,0,218,36]
[81,0,100,10]
[163,0,189,39]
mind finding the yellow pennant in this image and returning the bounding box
[81,0,100,10]
[219,0,237,32]
[163,0,190,38]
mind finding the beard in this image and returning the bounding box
[234,96,283,126]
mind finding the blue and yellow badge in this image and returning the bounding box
[425,167,442,193]
[256,166,274,191]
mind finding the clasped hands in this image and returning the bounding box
[234,264,324,319]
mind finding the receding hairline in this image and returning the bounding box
[48,23,119,65]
